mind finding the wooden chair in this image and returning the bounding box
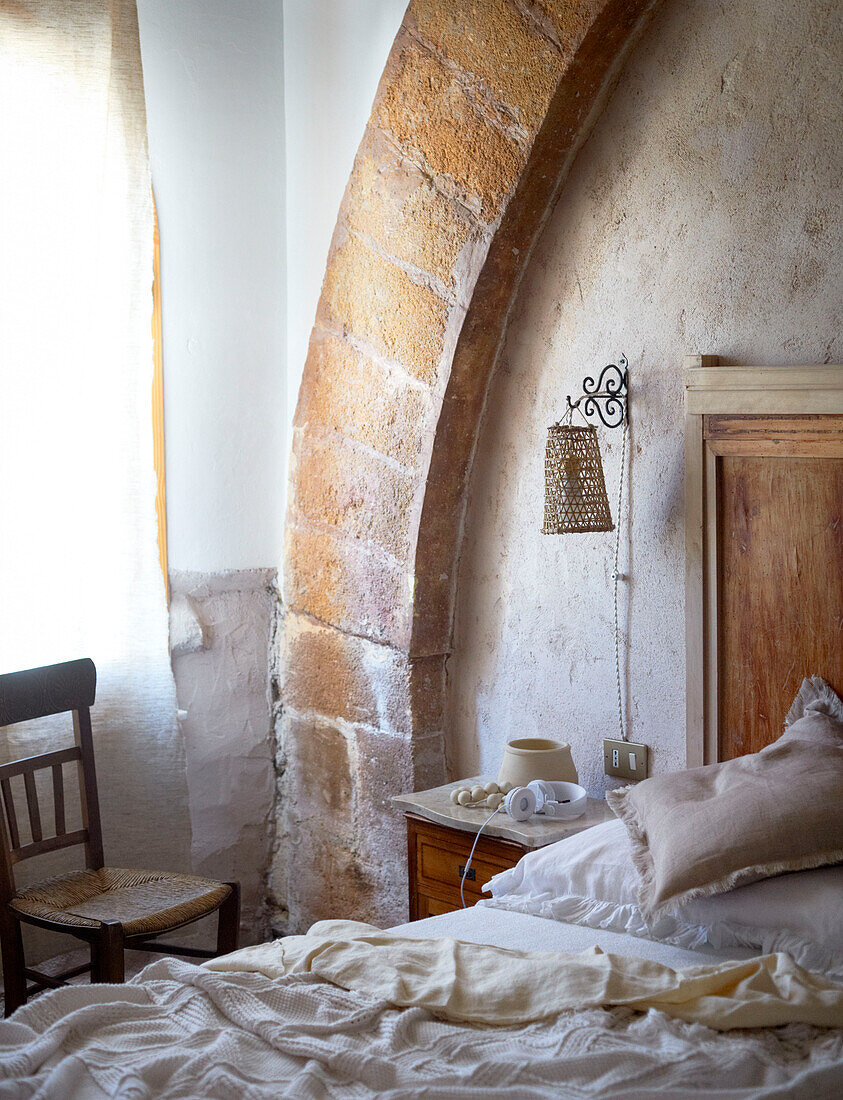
[0,658,240,1015]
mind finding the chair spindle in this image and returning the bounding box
[52,764,66,836]
[1,778,20,850]
[22,772,42,843]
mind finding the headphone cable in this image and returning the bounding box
[460,805,502,908]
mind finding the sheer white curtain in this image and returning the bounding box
[0,1,191,877]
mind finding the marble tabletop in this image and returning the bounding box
[392,776,615,848]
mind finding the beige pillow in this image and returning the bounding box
[607,682,843,918]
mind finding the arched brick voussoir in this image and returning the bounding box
[411,0,660,657]
[279,0,660,931]
[295,330,434,473]
[343,129,488,297]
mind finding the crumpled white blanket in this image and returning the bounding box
[204,919,843,1030]
[0,956,841,1099]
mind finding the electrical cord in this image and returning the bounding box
[613,418,629,742]
[460,805,502,908]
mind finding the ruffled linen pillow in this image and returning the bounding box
[606,677,843,919]
[481,817,843,978]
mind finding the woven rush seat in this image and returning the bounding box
[10,868,232,938]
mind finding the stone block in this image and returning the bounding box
[528,0,606,58]
[410,0,562,132]
[352,726,414,866]
[345,137,479,288]
[411,731,447,792]
[290,429,418,564]
[281,612,416,735]
[280,615,448,761]
[412,461,469,655]
[283,828,379,930]
[284,523,412,649]
[321,235,449,386]
[375,41,524,218]
[407,654,447,734]
[282,712,353,823]
[295,332,432,471]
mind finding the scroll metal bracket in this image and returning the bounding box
[565,354,629,429]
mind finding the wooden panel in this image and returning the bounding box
[705,414,843,442]
[0,659,95,727]
[704,445,719,766]
[73,707,105,869]
[406,815,525,921]
[710,440,843,457]
[717,449,843,758]
[684,401,706,768]
[685,366,843,765]
[706,414,843,457]
[686,365,843,416]
[416,893,458,919]
[0,746,80,781]
[417,837,510,898]
[10,828,89,865]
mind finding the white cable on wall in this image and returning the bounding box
[613,418,629,742]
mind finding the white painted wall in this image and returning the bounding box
[283,0,408,516]
[138,0,406,572]
[137,0,286,572]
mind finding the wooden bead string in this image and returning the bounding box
[450,780,514,811]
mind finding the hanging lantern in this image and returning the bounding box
[542,422,614,534]
[542,355,628,534]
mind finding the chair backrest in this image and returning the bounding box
[0,659,104,903]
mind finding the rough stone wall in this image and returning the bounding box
[449,0,842,788]
[170,570,278,943]
[277,0,660,932]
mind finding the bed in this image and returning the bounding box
[0,901,840,1097]
[0,359,841,1097]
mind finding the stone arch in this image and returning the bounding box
[276,0,658,930]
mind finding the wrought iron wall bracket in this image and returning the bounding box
[566,355,628,429]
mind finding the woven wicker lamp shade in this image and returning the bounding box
[542,423,614,533]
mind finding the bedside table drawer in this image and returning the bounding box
[417,836,506,896]
[406,814,526,918]
[416,893,455,919]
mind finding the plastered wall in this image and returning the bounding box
[449,0,842,791]
[137,0,286,574]
[136,1,286,941]
[170,571,278,941]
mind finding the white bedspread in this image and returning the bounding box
[0,948,841,1097]
[391,904,761,967]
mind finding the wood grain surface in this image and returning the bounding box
[713,417,843,758]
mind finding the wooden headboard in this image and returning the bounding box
[684,356,843,766]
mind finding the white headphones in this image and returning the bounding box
[503,780,587,821]
[451,779,587,822]
[454,778,587,909]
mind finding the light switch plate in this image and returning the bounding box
[603,738,649,781]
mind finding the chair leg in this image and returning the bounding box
[0,911,27,1016]
[216,882,240,956]
[91,920,124,983]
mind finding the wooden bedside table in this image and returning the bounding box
[393,778,614,920]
